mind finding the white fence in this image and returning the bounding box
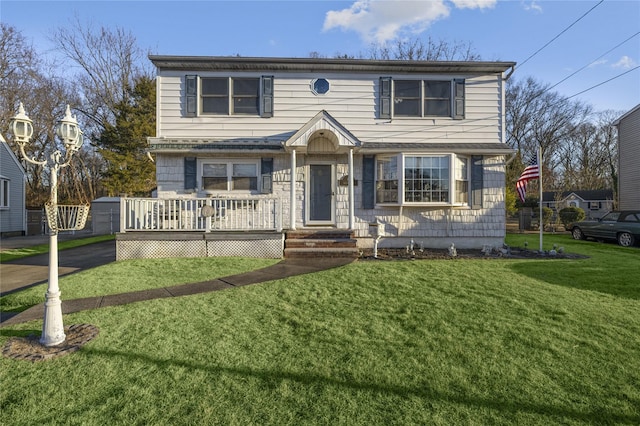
[121,197,283,232]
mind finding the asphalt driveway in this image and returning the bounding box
[0,240,116,296]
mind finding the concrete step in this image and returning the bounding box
[285,230,354,240]
[285,238,357,249]
[284,247,359,258]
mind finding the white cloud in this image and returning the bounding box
[522,1,543,13]
[612,55,637,69]
[323,0,496,44]
[588,59,608,68]
[450,0,497,9]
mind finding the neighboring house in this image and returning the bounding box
[119,56,516,259]
[614,104,640,210]
[0,134,26,237]
[542,190,614,219]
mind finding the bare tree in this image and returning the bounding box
[367,36,481,61]
[50,18,153,138]
[1,24,106,206]
[506,77,592,193]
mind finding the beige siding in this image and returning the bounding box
[618,106,640,210]
[156,71,502,144]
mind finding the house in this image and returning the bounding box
[0,134,26,237]
[614,104,640,210]
[542,190,614,220]
[118,56,516,259]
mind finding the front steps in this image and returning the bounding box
[284,230,358,258]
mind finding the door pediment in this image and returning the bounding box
[285,110,361,153]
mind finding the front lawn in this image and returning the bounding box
[1,235,639,425]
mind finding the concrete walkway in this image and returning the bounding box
[0,257,355,327]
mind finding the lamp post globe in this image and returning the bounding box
[9,102,33,146]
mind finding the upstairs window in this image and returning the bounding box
[185,75,273,117]
[380,77,464,119]
[201,77,259,115]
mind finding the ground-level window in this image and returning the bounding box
[201,161,258,192]
[375,154,470,206]
[0,178,9,208]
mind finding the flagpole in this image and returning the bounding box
[538,145,543,252]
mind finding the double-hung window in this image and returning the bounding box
[202,161,258,192]
[186,75,273,117]
[380,77,464,119]
[201,77,259,115]
[375,154,471,206]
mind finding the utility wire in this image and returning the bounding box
[546,31,640,92]
[517,0,605,70]
[564,65,640,101]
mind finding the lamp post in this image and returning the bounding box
[9,103,84,347]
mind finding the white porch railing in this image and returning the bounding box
[121,197,283,232]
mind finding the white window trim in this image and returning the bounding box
[199,159,260,194]
[392,79,454,118]
[199,77,261,116]
[0,178,9,209]
[375,153,470,207]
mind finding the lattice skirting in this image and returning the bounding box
[116,232,284,260]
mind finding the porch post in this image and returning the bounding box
[348,148,354,229]
[290,149,297,230]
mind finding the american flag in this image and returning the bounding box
[516,154,540,203]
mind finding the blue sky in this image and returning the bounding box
[2,0,639,113]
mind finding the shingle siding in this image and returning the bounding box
[151,57,513,249]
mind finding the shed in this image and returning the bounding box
[91,197,121,235]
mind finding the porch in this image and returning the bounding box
[117,197,358,260]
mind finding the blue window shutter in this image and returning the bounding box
[453,79,465,120]
[471,155,483,209]
[261,76,274,118]
[184,157,197,190]
[379,77,392,119]
[261,157,273,193]
[185,75,197,117]
[362,155,375,209]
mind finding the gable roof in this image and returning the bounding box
[613,104,640,126]
[285,110,361,152]
[542,189,614,203]
[0,134,26,177]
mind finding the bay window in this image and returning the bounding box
[375,154,471,205]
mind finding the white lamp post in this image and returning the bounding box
[9,103,84,346]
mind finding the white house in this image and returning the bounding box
[118,56,516,259]
[0,134,26,237]
[614,104,640,210]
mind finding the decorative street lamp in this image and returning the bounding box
[9,103,86,347]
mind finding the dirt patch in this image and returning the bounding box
[2,323,99,362]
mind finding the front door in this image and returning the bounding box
[307,164,334,224]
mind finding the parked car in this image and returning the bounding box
[571,211,640,247]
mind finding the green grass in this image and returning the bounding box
[0,234,115,262]
[1,237,639,425]
[0,257,279,312]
